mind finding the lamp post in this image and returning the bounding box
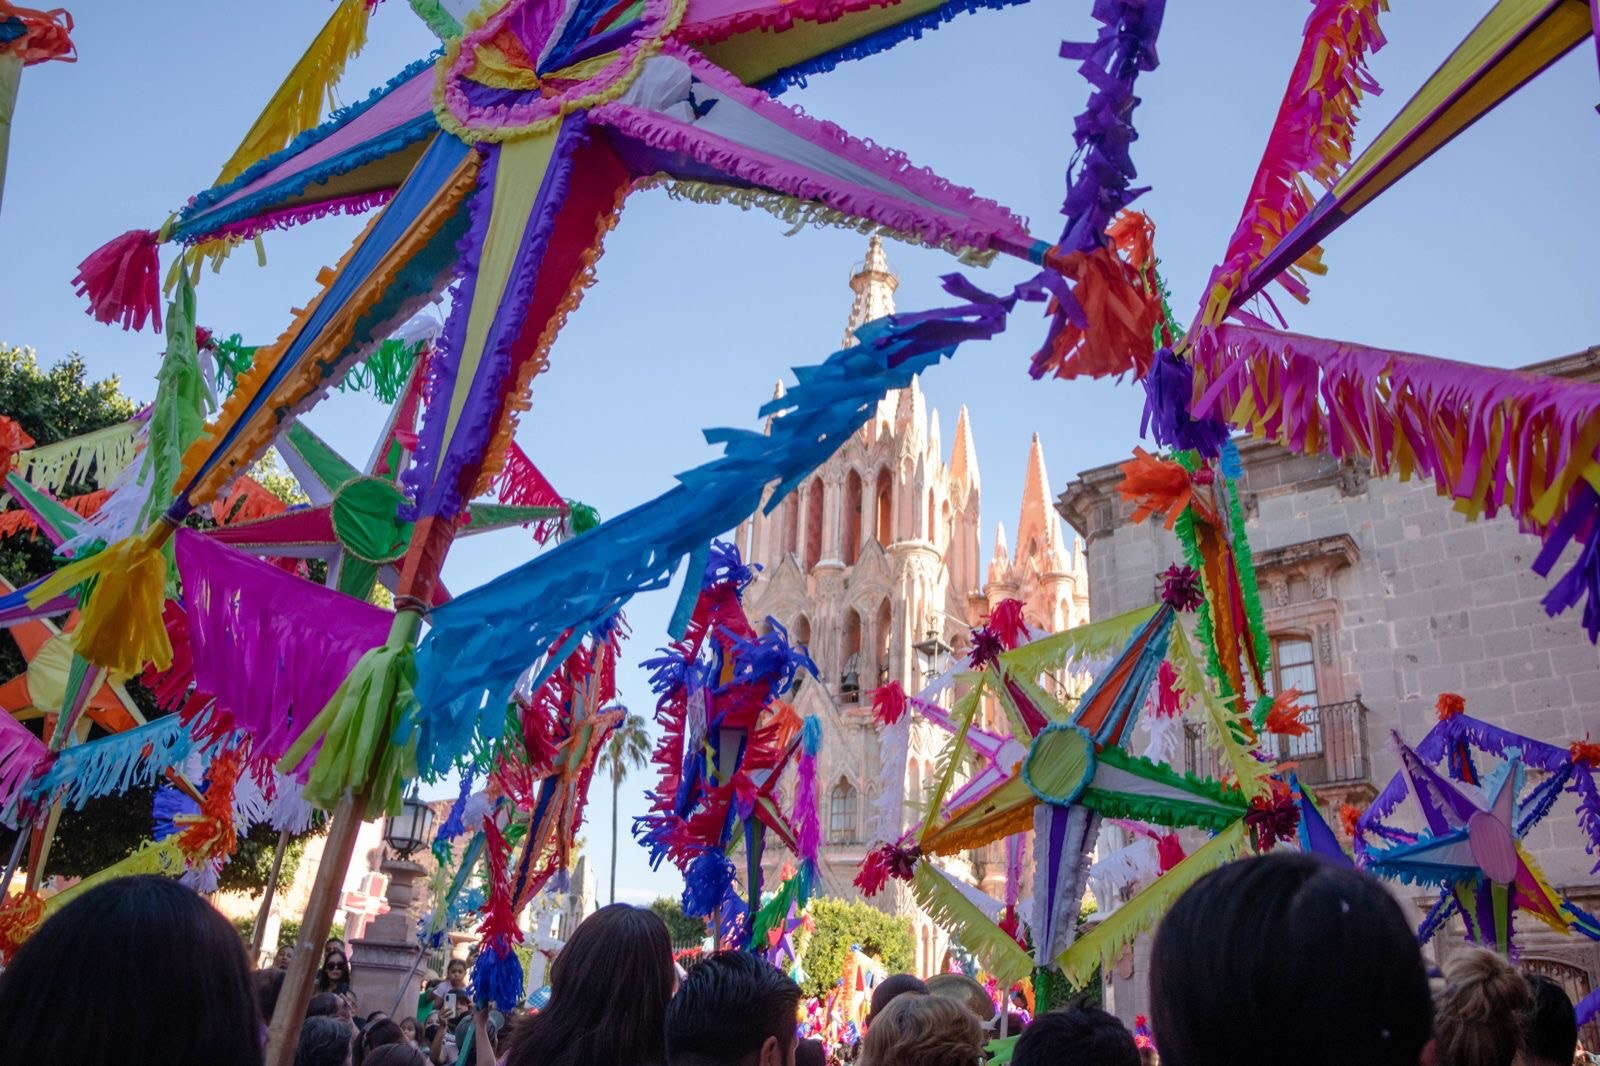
[349,791,437,1016]
[912,630,953,683]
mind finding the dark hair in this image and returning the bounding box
[795,1037,827,1066]
[308,993,344,1018]
[256,967,288,1023]
[361,1019,405,1056]
[1522,974,1578,1065]
[317,949,354,994]
[1151,853,1432,1066]
[1012,1007,1136,1066]
[296,1015,355,1066]
[504,903,675,1066]
[363,1045,427,1066]
[666,950,802,1066]
[1435,949,1530,1066]
[869,973,929,1024]
[0,875,262,1066]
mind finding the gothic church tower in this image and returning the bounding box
[737,238,1088,975]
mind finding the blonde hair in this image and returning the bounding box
[1434,949,1531,1066]
[860,993,984,1066]
[925,972,997,1026]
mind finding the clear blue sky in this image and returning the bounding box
[2,1,1598,905]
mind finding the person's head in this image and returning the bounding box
[1012,1007,1137,1066]
[256,967,288,1024]
[1521,974,1577,1066]
[1010,989,1028,1007]
[362,1019,405,1055]
[1151,853,1433,1066]
[308,993,343,1018]
[795,1038,826,1066]
[326,937,347,956]
[296,1015,355,1066]
[859,992,984,1066]
[504,903,675,1066]
[666,950,803,1066]
[446,957,468,986]
[397,1016,418,1043]
[363,1046,427,1066]
[321,950,352,988]
[925,972,996,1028]
[365,1011,390,1026]
[0,874,262,1066]
[1434,948,1531,1066]
[277,944,297,970]
[867,973,928,1027]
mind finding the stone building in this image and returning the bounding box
[736,237,1090,976]
[1057,347,1600,1035]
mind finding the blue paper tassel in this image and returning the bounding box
[801,714,822,757]
[152,784,199,841]
[682,849,737,919]
[470,940,525,1010]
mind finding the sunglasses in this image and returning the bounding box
[327,963,348,972]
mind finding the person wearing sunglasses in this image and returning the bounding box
[317,949,359,1016]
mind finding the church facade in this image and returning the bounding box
[736,237,1089,976]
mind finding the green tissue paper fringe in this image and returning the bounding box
[279,633,421,816]
[211,335,424,405]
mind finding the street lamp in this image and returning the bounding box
[912,630,953,682]
[383,790,437,860]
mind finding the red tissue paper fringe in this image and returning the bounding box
[871,681,908,727]
[73,229,163,333]
[987,598,1030,651]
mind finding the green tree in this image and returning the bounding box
[0,345,139,447]
[596,711,650,905]
[649,896,708,950]
[799,897,915,1000]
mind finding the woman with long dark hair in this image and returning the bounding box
[502,903,675,1066]
[317,948,359,1014]
[0,874,263,1065]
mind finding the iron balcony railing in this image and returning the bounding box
[1184,699,1371,787]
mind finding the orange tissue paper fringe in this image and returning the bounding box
[1117,448,1197,529]
[0,889,46,961]
[1035,217,1163,382]
[1570,736,1600,768]
[0,416,35,475]
[1436,693,1465,720]
[176,748,242,865]
[0,489,109,539]
[1263,690,1311,737]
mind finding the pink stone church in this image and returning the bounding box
[737,237,1088,976]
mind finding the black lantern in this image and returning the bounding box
[912,630,953,680]
[383,790,436,860]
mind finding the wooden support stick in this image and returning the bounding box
[251,827,292,963]
[264,790,370,1066]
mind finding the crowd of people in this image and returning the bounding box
[0,854,1589,1065]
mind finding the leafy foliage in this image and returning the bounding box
[218,822,316,895]
[0,345,139,447]
[279,918,346,950]
[798,897,915,1000]
[650,896,709,949]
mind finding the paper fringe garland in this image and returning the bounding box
[911,862,1032,987]
[11,420,140,497]
[1199,0,1388,325]
[1058,820,1250,988]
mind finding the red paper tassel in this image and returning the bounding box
[1263,690,1311,737]
[0,416,35,477]
[72,229,163,333]
[1571,736,1600,768]
[1118,448,1197,529]
[1338,802,1364,839]
[871,681,909,726]
[987,598,1030,650]
[1435,693,1466,720]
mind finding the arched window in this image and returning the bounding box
[828,779,859,845]
[874,468,893,547]
[941,500,951,545]
[794,614,812,655]
[926,489,936,541]
[783,496,799,559]
[840,609,863,698]
[875,598,893,685]
[843,470,863,567]
[804,477,824,571]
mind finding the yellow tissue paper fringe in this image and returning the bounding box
[1167,624,1272,802]
[1056,820,1249,989]
[213,0,375,186]
[42,838,186,917]
[13,421,141,496]
[26,523,174,677]
[651,179,999,268]
[911,863,1033,987]
[999,604,1159,681]
[918,673,986,844]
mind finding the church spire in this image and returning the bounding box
[842,234,899,347]
[1015,433,1062,569]
[950,405,980,496]
[988,522,1012,587]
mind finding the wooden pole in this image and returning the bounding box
[264,790,370,1066]
[251,827,293,963]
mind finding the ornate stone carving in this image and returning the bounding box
[1318,623,1334,665]
[1310,570,1328,600]
[1271,579,1289,608]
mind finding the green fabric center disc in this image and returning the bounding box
[1022,723,1096,806]
[330,477,413,564]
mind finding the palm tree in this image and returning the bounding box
[597,709,651,905]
